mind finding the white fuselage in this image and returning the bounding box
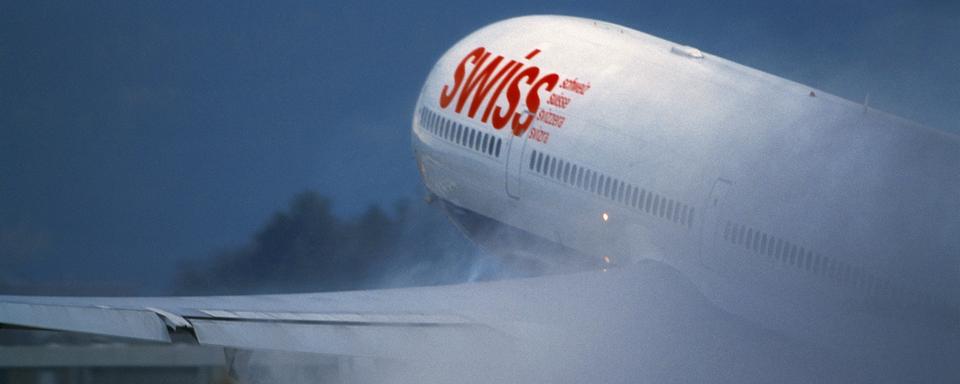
[411,16,959,346]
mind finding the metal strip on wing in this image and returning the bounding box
[196,309,470,326]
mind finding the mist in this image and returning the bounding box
[223,260,956,384]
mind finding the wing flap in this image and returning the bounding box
[0,301,171,342]
[191,318,509,360]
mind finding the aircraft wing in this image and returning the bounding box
[0,279,530,361]
[0,262,908,381]
[0,262,708,361]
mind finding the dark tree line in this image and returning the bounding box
[174,191,499,294]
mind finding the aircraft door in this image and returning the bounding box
[504,131,528,199]
[698,178,732,269]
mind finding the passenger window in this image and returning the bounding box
[529,151,538,170]
[563,162,571,183]
[760,234,768,255]
[549,157,557,178]
[481,134,489,153]
[495,138,502,157]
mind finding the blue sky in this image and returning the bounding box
[1,1,957,292]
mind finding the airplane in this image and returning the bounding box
[2,15,957,382]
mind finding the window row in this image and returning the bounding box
[721,221,911,300]
[529,149,693,229]
[420,107,503,158]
